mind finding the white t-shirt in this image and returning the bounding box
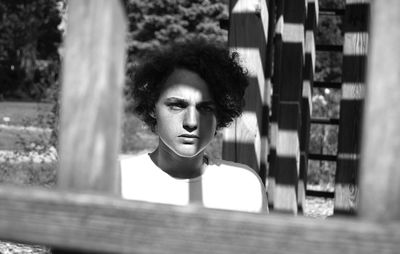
[120,153,268,213]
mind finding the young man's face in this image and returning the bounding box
[153,68,217,158]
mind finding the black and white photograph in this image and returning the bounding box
[0,0,398,253]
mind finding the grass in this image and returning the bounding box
[0,101,53,151]
[0,126,51,150]
[0,160,57,188]
[0,101,57,189]
[0,101,56,253]
[0,101,52,126]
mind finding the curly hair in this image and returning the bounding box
[130,39,249,132]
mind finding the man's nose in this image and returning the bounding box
[183,106,198,131]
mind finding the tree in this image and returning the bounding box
[0,0,62,100]
[125,0,228,70]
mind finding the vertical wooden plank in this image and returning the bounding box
[52,0,127,254]
[223,0,270,175]
[58,0,126,194]
[334,0,369,214]
[299,0,318,211]
[261,0,276,203]
[359,0,400,221]
[54,0,126,253]
[274,0,306,214]
[268,0,282,208]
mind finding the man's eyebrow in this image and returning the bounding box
[197,100,215,106]
[164,97,187,103]
[164,97,215,105]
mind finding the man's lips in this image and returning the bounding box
[179,134,199,139]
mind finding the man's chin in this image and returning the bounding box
[173,148,204,158]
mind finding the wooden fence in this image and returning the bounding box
[334,0,369,213]
[1,0,400,253]
[222,0,272,189]
[223,0,370,214]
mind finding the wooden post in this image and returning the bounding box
[274,0,306,213]
[299,0,318,211]
[58,0,126,194]
[334,0,369,214]
[223,0,270,176]
[55,0,126,252]
[267,0,282,208]
[359,0,400,221]
[262,0,276,201]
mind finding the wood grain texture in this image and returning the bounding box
[273,0,306,213]
[359,0,400,221]
[274,184,298,213]
[268,0,284,208]
[335,0,369,213]
[300,0,317,208]
[334,183,358,212]
[223,0,269,173]
[222,111,261,171]
[0,185,400,254]
[58,0,126,194]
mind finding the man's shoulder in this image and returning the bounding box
[119,152,153,170]
[207,157,262,183]
[119,152,150,162]
[209,157,256,173]
[205,157,269,213]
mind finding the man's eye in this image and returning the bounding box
[168,103,185,110]
[199,105,215,113]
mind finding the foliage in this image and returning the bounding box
[0,102,57,187]
[315,16,342,83]
[124,0,228,71]
[315,0,343,83]
[0,137,57,189]
[0,158,57,188]
[125,0,228,52]
[0,102,58,195]
[319,0,345,9]
[0,0,62,100]
[308,0,344,188]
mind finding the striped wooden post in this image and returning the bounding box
[299,0,318,210]
[334,0,369,213]
[274,0,306,213]
[222,0,270,176]
[359,0,400,221]
[261,0,276,201]
[267,0,281,208]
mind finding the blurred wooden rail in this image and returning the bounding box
[1,185,400,253]
[1,0,400,253]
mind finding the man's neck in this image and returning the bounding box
[150,143,205,179]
